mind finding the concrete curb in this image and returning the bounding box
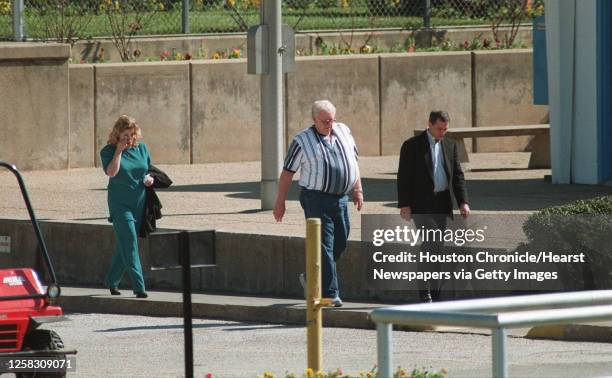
[526,324,612,343]
[57,291,376,330]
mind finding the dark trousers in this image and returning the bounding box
[300,188,350,298]
[413,190,450,301]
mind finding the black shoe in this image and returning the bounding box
[419,290,433,303]
[109,287,121,295]
[135,292,148,298]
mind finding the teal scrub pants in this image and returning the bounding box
[104,214,146,294]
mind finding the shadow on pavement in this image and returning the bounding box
[160,178,612,212]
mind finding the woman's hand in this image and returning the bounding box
[144,174,154,187]
[116,138,130,153]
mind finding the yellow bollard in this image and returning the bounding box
[306,218,332,371]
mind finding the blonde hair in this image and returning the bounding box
[107,115,142,146]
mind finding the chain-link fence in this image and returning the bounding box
[0,0,539,41]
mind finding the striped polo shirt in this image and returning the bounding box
[283,122,359,195]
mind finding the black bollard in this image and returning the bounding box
[179,231,194,378]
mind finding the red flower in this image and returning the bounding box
[185,52,192,60]
[205,373,213,378]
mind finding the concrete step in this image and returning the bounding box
[58,286,530,336]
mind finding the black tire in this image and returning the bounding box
[16,330,66,378]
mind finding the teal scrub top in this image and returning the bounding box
[100,142,151,223]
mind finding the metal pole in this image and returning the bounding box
[180,231,194,378]
[12,0,24,41]
[260,0,284,210]
[492,328,508,378]
[376,323,393,378]
[306,218,322,371]
[182,0,190,34]
[423,0,431,28]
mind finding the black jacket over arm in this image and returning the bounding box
[140,165,173,237]
[397,131,468,215]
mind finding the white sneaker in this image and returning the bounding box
[299,273,307,299]
[331,296,343,307]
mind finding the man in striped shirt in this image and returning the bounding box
[273,100,363,307]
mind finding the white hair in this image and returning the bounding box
[311,100,336,119]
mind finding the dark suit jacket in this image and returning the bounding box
[397,130,468,216]
[139,165,173,237]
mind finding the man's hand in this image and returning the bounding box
[352,190,363,211]
[459,202,471,218]
[273,201,286,222]
[400,206,412,222]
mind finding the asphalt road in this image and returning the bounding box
[33,313,612,378]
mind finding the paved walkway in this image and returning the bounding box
[1,152,610,239]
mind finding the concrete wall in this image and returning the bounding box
[286,55,380,155]
[380,52,472,155]
[191,59,261,163]
[94,61,191,166]
[473,50,549,152]
[74,35,247,63]
[0,43,546,170]
[5,219,573,301]
[0,218,407,301]
[72,27,533,63]
[83,51,537,165]
[0,43,71,170]
[69,65,95,168]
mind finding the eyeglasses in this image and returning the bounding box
[317,118,335,124]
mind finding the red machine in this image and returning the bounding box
[0,162,75,377]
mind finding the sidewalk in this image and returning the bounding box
[57,286,612,343]
[1,153,610,238]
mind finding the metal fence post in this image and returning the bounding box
[492,328,508,378]
[376,322,393,378]
[12,0,24,41]
[182,0,190,34]
[423,0,431,28]
[260,0,284,210]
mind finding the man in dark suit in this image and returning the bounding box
[397,110,470,302]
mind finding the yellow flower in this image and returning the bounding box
[315,371,325,378]
[341,0,348,8]
[263,372,275,378]
[360,44,372,54]
[159,2,165,10]
[305,368,314,378]
[113,1,120,10]
[226,0,236,7]
[441,367,449,374]
[212,52,221,59]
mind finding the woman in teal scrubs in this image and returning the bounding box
[100,115,153,298]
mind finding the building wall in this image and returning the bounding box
[546,0,600,184]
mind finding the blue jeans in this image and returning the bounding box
[299,188,350,298]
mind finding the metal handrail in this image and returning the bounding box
[369,290,612,378]
[0,162,59,289]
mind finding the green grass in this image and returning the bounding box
[0,7,493,40]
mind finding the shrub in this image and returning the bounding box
[521,195,612,290]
